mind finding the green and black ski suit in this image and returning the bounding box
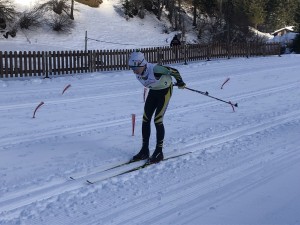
[135,63,184,152]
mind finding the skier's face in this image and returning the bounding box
[130,66,145,75]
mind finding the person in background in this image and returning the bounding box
[170,35,181,59]
[170,34,181,47]
[128,51,186,164]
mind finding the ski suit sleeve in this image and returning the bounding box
[153,65,184,83]
[153,65,186,89]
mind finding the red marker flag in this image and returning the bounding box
[131,114,136,136]
[32,101,44,118]
[221,78,230,89]
[62,84,71,95]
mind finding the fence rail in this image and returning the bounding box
[0,42,280,78]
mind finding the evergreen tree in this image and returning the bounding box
[294,0,300,32]
[291,34,300,53]
[245,0,267,29]
[265,0,298,32]
[292,1,300,53]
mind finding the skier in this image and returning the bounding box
[128,51,186,164]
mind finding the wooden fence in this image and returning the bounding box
[0,42,281,78]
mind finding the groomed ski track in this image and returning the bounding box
[0,110,299,218]
[0,80,299,148]
[1,56,300,224]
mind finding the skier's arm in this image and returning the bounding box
[154,65,186,88]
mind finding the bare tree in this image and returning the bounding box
[0,0,16,23]
[18,9,43,29]
[70,0,74,20]
[38,0,69,14]
[47,14,74,32]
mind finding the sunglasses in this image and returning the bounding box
[129,58,145,71]
[129,66,144,71]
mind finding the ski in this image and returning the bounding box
[86,151,191,185]
[118,151,191,175]
[69,158,143,181]
[86,180,94,185]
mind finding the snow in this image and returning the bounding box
[271,32,298,44]
[1,0,300,224]
[1,0,183,51]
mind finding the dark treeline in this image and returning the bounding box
[122,0,300,43]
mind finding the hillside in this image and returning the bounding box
[0,0,197,52]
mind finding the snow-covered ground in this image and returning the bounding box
[1,54,300,225]
[1,0,300,224]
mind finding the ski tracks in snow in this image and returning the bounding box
[74,119,300,225]
[8,113,298,225]
[1,56,300,224]
[0,107,300,223]
[0,80,299,148]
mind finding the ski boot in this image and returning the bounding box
[131,147,149,162]
[147,148,164,164]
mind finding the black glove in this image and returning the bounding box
[176,81,186,89]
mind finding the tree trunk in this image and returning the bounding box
[70,0,74,20]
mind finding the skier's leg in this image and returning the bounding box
[150,85,173,163]
[132,91,157,161]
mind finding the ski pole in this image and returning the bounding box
[176,84,238,111]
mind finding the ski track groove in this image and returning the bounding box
[0,81,299,148]
[107,149,299,225]
[74,124,299,225]
[0,109,300,219]
[148,150,300,225]
[0,90,141,111]
[0,77,134,96]
[0,117,129,147]
[169,148,300,225]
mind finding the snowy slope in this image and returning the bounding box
[1,0,300,224]
[1,0,188,51]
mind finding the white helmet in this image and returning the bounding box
[128,51,147,67]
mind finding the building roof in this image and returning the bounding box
[272,26,294,35]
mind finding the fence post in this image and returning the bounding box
[88,50,92,72]
[246,42,250,58]
[92,50,96,72]
[9,51,13,77]
[44,52,50,79]
[157,47,162,65]
[0,51,3,78]
[207,44,211,61]
[227,43,230,59]
[184,44,188,65]
[85,31,88,51]
[4,51,8,78]
[277,43,282,57]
